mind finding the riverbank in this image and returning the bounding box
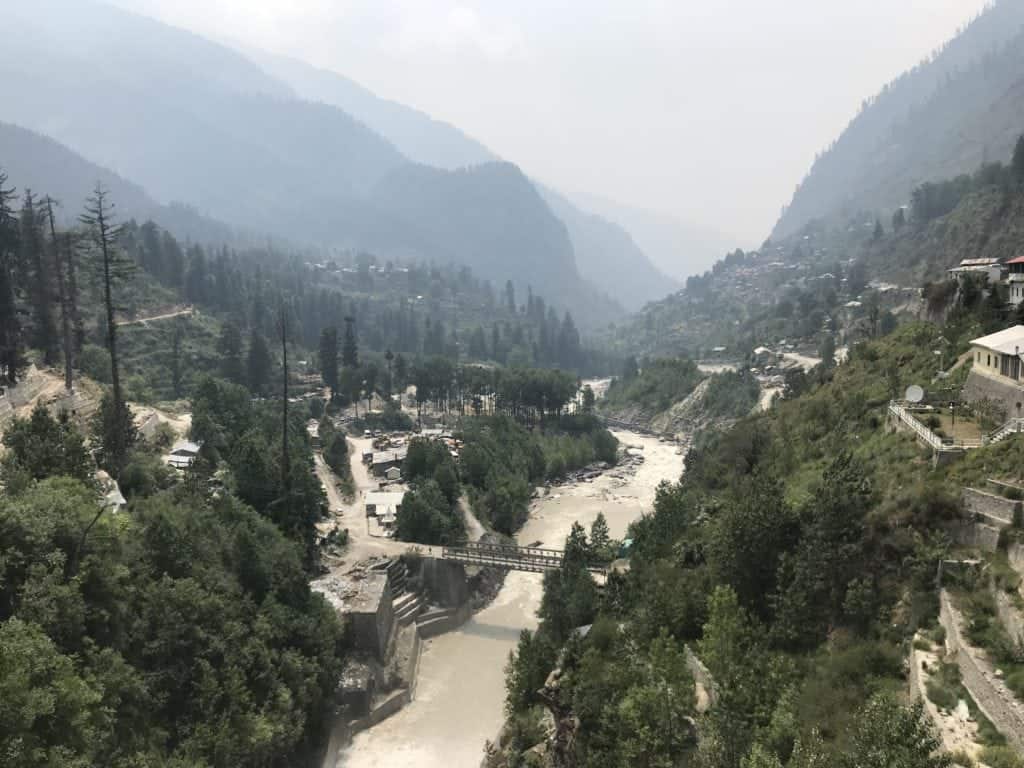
[333,429,684,768]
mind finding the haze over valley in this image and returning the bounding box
[7,3,1024,768]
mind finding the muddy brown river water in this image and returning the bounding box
[334,429,683,768]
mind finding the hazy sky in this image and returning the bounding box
[112,0,989,246]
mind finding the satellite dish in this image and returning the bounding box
[905,385,924,404]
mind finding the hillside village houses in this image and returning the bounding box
[1006,256,1024,307]
[165,439,202,470]
[963,325,1024,420]
[947,256,1024,307]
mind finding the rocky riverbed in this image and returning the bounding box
[334,430,685,768]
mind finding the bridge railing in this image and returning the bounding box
[441,542,608,574]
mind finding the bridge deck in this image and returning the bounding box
[441,542,606,574]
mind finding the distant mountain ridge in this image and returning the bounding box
[242,47,499,171]
[243,45,681,309]
[0,0,626,322]
[0,121,234,245]
[774,0,1024,238]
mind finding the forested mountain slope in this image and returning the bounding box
[539,186,679,310]
[245,46,675,309]
[774,0,1024,238]
[0,122,234,245]
[243,47,498,171]
[0,0,615,321]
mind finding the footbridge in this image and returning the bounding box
[440,542,606,575]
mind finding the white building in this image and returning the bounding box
[947,257,1002,284]
[365,491,405,518]
[969,326,1024,384]
[166,439,201,469]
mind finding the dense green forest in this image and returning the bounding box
[500,312,1024,767]
[0,409,345,766]
[392,367,619,544]
[774,0,1024,238]
[0,168,351,766]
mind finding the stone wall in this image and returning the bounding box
[416,603,472,639]
[993,584,1024,646]
[1009,543,1024,576]
[947,520,1001,552]
[963,370,1024,422]
[962,487,1020,528]
[940,590,1024,749]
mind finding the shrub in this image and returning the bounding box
[979,746,1024,768]
[78,344,112,384]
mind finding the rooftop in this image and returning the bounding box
[970,325,1024,355]
[372,448,408,465]
[365,491,406,507]
[170,439,201,455]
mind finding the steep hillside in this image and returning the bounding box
[370,162,624,323]
[243,47,498,170]
[0,122,233,245]
[539,186,678,310]
[775,0,1024,238]
[0,0,610,323]
[245,47,671,310]
[569,187,736,281]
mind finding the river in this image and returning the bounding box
[335,429,684,768]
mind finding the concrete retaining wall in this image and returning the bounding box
[962,487,1020,528]
[940,590,1024,749]
[963,370,1023,423]
[417,603,472,639]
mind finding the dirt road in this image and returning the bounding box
[315,437,437,568]
[116,307,194,326]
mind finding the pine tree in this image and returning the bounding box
[891,207,906,231]
[0,171,26,386]
[247,329,272,396]
[217,322,245,384]
[278,307,290,494]
[65,232,85,355]
[342,315,358,368]
[44,198,73,390]
[1014,134,1024,182]
[319,326,339,399]
[21,191,59,364]
[590,512,610,555]
[80,184,135,476]
[171,318,184,398]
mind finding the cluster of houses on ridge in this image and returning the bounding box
[948,256,1024,306]
[964,324,1024,421]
